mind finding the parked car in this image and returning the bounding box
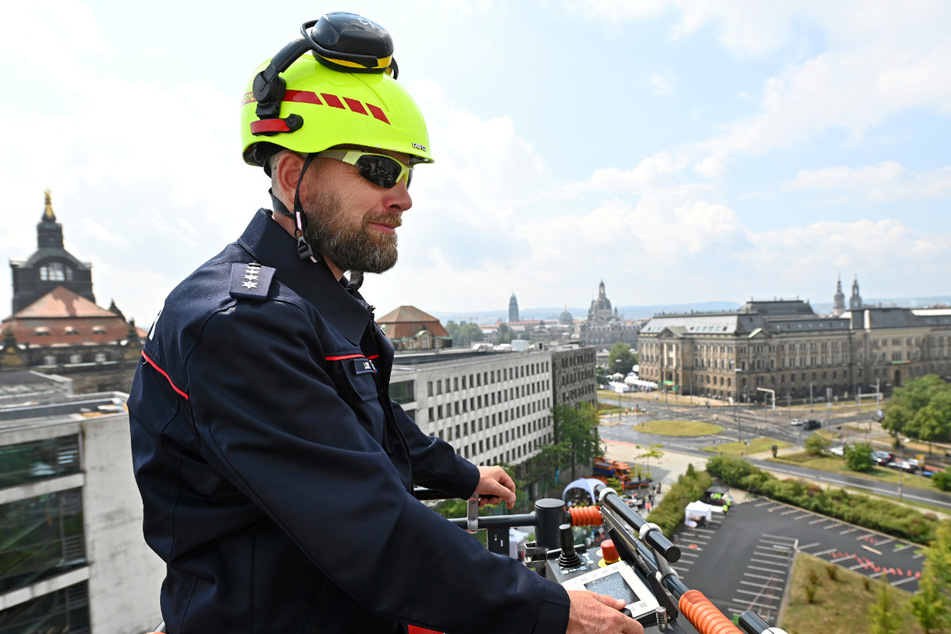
[871,451,894,465]
[829,445,846,456]
[887,460,917,473]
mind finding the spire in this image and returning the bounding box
[43,189,56,221]
[833,272,846,316]
[37,190,64,249]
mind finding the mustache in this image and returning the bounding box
[363,212,402,229]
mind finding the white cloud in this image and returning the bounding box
[785,162,951,202]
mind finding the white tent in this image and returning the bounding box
[509,528,530,559]
[562,477,604,506]
[684,500,714,527]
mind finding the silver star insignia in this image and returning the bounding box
[242,281,258,289]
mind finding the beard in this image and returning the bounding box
[301,189,400,274]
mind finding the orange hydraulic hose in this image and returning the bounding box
[568,505,603,526]
[678,590,742,634]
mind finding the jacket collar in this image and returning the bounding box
[236,209,371,345]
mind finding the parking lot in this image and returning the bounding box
[672,498,924,624]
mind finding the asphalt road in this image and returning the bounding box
[598,397,951,512]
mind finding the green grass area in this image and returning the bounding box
[781,553,924,634]
[770,450,939,494]
[630,419,723,436]
[702,437,791,456]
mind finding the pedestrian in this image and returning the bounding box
[128,12,642,634]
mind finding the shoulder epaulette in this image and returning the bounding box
[229,262,276,301]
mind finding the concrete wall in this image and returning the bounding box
[82,413,165,634]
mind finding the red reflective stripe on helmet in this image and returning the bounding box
[366,104,390,124]
[141,352,189,400]
[344,97,368,115]
[284,90,323,105]
[250,119,291,134]
[321,93,345,109]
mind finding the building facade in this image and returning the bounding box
[580,281,640,348]
[388,345,597,469]
[0,376,164,633]
[3,193,144,393]
[377,305,452,351]
[638,299,951,404]
[10,192,94,313]
[508,293,520,323]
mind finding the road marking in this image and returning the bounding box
[892,576,918,587]
[760,534,797,543]
[798,542,820,550]
[744,572,781,581]
[809,517,829,525]
[840,527,858,535]
[751,558,790,569]
[753,551,793,562]
[813,548,836,556]
[876,538,894,547]
[862,545,882,555]
[736,588,782,598]
[780,508,798,516]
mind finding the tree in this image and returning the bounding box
[444,321,484,348]
[552,403,601,481]
[635,444,664,480]
[607,342,637,376]
[910,521,951,633]
[869,574,905,634]
[496,323,515,345]
[884,375,951,442]
[804,433,831,455]
[844,442,875,472]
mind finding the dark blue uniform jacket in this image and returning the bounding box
[128,210,570,633]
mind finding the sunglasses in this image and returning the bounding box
[317,149,413,189]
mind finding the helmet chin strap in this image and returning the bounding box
[270,153,319,263]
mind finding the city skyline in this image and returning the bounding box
[2,1,950,326]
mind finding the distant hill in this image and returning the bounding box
[427,296,951,325]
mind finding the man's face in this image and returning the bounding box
[299,149,413,276]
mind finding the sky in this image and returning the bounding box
[2,0,951,326]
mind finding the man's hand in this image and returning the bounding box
[566,591,644,634]
[474,465,516,509]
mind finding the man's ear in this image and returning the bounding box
[272,151,307,207]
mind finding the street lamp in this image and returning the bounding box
[733,368,743,443]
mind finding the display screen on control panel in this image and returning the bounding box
[584,571,640,605]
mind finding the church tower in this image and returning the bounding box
[849,275,863,311]
[10,191,95,313]
[508,293,519,323]
[833,274,846,316]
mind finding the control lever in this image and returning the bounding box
[556,523,583,568]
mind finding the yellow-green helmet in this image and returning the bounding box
[241,13,433,169]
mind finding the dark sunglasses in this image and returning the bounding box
[317,149,413,189]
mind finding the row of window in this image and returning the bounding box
[430,399,551,436]
[31,326,109,336]
[0,435,81,489]
[427,381,551,420]
[457,431,553,465]
[0,488,86,595]
[41,352,111,365]
[38,262,75,282]
[426,362,550,397]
